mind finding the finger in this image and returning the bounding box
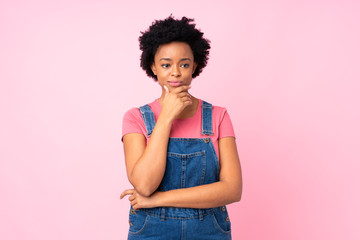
[120,190,131,199]
[120,189,135,199]
[176,92,191,98]
[172,85,191,94]
[128,195,135,201]
[164,85,169,94]
[130,199,137,206]
[183,100,192,107]
[181,95,192,103]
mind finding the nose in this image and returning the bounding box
[171,66,181,77]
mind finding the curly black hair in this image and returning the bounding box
[139,15,211,81]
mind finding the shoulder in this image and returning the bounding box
[201,99,229,119]
[123,107,142,121]
[123,99,158,122]
[123,99,156,116]
[202,100,236,138]
[122,105,147,140]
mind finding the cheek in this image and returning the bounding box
[157,70,168,78]
[184,69,194,77]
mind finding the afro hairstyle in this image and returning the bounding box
[139,15,211,81]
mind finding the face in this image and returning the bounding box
[151,41,198,91]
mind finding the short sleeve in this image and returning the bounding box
[121,108,146,142]
[218,108,236,139]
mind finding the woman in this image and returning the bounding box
[120,15,242,239]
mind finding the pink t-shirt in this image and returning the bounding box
[121,99,235,160]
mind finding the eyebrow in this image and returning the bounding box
[159,58,192,62]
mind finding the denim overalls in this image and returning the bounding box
[128,100,231,240]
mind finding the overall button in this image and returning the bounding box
[204,138,210,143]
[225,217,230,222]
[221,206,226,212]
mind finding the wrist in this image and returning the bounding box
[152,191,166,207]
[158,112,174,125]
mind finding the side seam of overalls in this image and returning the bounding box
[127,100,232,240]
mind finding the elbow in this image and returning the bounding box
[135,186,154,197]
[128,162,165,197]
[234,179,243,202]
[229,183,242,203]
[129,178,156,197]
[233,190,242,202]
[235,183,243,202]
[228,187,241,203]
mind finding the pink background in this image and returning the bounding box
[1,0,359,239]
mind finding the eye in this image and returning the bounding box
[161,64,170,68]
[181,63,190,68]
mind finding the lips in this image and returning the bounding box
[168,81,182,87]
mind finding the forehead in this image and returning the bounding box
[155,42,194,60]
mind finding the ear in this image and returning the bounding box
[151,63,157,76]
[192,62,198,74]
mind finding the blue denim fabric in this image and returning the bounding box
[128,101,231,240]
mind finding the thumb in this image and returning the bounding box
[164,85,169,94]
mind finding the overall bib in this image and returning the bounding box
[128,101,232,240]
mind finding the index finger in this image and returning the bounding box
[120,189,135,199]
[171,85,191,94]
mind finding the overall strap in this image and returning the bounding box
[139,104,156,137]
[201,100,213,135]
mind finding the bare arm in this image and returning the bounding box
[123,114,172,197]
[121,136,242,208]
[123,86,192,197]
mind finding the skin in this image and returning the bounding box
[120,41,242,210]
